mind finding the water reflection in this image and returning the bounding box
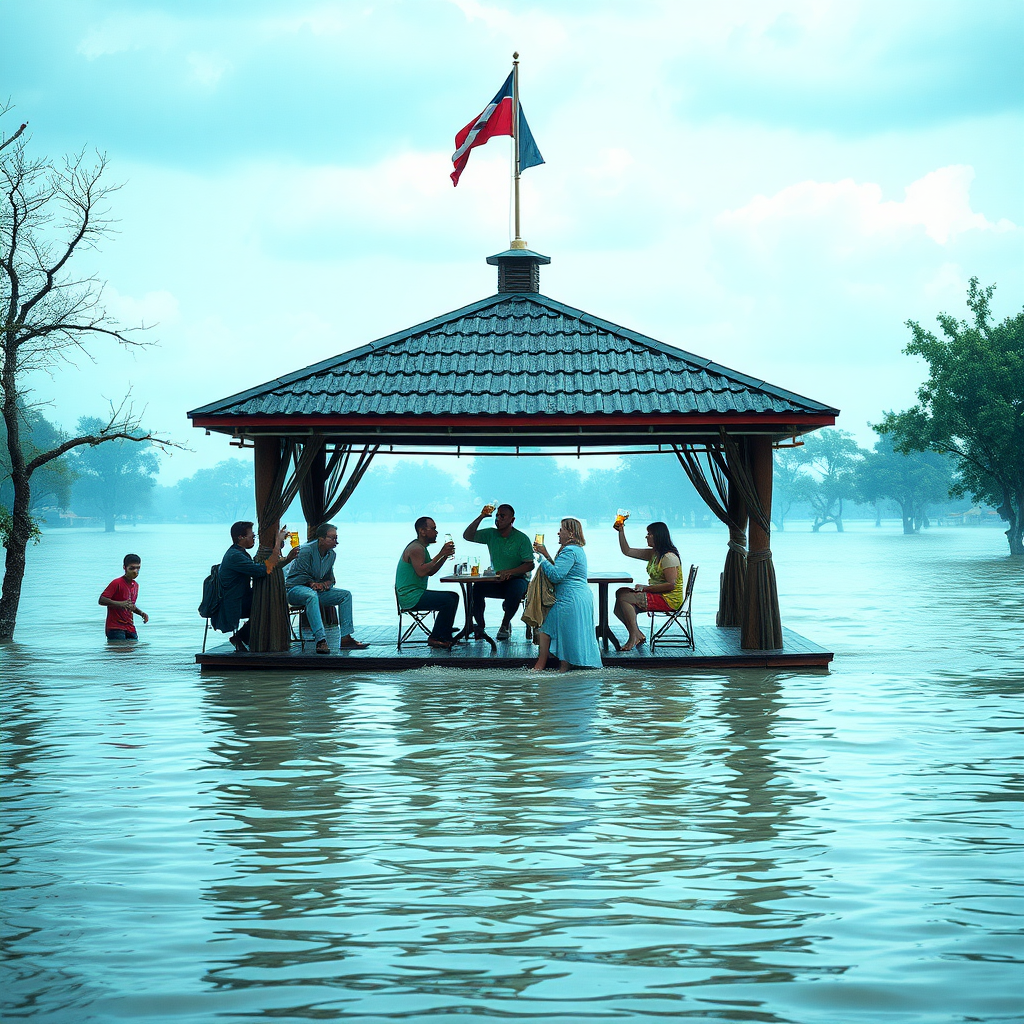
[198,672,361,997]
[188,667,845,1019]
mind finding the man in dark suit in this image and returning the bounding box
[213,520,295,652]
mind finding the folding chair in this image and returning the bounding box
[648,564,698,650]
[288,605,307,649]
[396,592,436,648]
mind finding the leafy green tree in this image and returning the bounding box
[70,416,160,531]
[1,405,75,523]
[856,433,954,534]
[795,428,864,532]
[176,458,253,523]
[878,278,1023,555]
[772,448,809,531]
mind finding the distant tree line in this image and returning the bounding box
[772,427,964,534]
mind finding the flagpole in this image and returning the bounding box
[511,52,526,249]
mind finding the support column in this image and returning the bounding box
[254,436,281,550]
[250,436,290,652]
[741,436,783,650]
[303,444,328,541]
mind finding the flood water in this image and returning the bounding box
[2,522,1022,1023]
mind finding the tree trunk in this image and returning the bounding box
[1004,493,1023,556]
[105,514,115,532]
[1,357,29,642]
[0,496,30,642]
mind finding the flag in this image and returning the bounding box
[450,71,545,187]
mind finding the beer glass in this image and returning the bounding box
[614,508,630,528]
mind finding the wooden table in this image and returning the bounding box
[588,572,634,651]
[440,571,633,655]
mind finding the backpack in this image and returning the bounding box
[198,564,221,619]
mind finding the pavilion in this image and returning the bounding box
[188,246,837,666]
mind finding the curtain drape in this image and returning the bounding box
[674,433,781,648]
[299,442,379,538]
[672,442,748,627]
[296,440,378,625]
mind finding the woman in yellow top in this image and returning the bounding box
[612,520,684,651]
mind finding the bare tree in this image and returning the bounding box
[1,113,180,641]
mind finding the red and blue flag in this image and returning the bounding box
[451,71,544,186]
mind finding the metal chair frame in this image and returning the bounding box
[396,592,437,648]
[647,564,698,650]
[288,605,308,649]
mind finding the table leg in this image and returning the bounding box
[595,582,622,651]
[450,582,497,653]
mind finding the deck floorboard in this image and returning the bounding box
[197,624,833,671]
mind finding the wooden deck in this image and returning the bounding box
[196,624,833,672]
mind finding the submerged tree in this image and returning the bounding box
[1,404,75,520]
[70,415,160,531]
[771,448,809,531]
[176,457,254,523]
[795,428,863,532]
[878,279,1023,555]
[1,113,178,640]
[856,432,953,534]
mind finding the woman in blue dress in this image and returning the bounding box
[531,518,602,672]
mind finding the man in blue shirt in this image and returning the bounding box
[286,522,369,654]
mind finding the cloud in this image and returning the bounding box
[674,0,1024,133]
[103,288,181,329]
[719,165,1015,245]
[77,13,182,59]
[186,52,233,88]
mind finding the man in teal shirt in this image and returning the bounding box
[462,503,534,640]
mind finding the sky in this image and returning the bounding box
[6,0,1023,485]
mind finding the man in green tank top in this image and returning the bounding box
[462,503,534,640]
[396,516,460,649]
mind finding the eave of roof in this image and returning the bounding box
[187,291,839,432]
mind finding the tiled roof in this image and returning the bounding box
[189,293,837,420]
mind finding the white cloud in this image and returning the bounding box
[77,14,181,59]
[186,52,233,88]
[719,165,1015,244]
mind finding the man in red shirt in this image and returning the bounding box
[99,554,149,641]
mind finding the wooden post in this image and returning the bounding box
[305,444,328,541]
[250,436,290,652]
[253,436,281,550]
[741,436,783,650]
